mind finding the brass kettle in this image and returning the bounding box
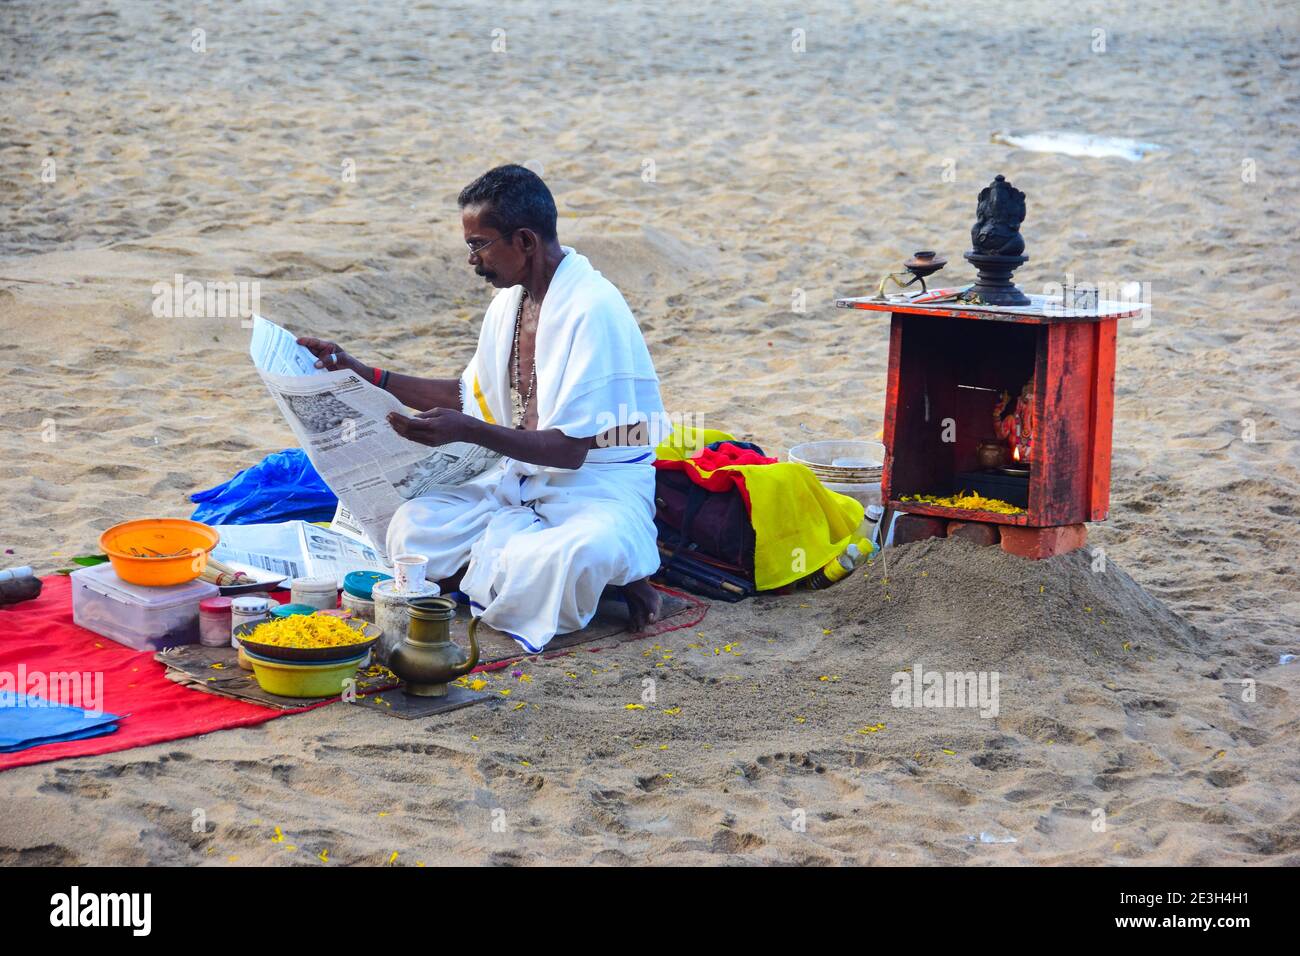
[387,596,480,697]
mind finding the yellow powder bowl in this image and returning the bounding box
[99,518,220,586]
[243,649,368,698]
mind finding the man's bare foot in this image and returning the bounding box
[623,577,662,632]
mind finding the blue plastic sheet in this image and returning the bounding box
[0,693,121,753]
[189,449,337,526]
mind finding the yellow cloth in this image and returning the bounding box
[655,427,867,590]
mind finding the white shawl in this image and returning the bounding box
[458,248,664,468]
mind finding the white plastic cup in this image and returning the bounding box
[392,554,428,594]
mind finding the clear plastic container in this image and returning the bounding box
[198,596,234,647]
[291,575,338,611]
[340,589,375,623]
[70,562,220,651]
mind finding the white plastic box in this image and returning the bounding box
[70,562,220,651]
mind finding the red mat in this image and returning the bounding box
[0,576,316,772]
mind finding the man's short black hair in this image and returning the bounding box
[457,164,558,242]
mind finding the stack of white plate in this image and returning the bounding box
[788,440,884,508]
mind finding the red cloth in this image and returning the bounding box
[653,442,777,511]
[0,575,316,772]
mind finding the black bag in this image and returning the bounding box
[654,468,754,575]
[652,442,760,601]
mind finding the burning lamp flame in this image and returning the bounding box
[1012,445,1021,463]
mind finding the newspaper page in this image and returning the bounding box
[211,521,389,586]
[249,315,501,561]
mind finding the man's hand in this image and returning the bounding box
[388,408,477,447]
[297,336,369,376]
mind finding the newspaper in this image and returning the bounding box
[249,315,501,563]
[211,521,388,587]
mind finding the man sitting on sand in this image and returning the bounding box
[298,165,664,651]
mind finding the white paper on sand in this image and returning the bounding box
[990,130,1163,162]
[211,521,387,587]
[248,315,502,563]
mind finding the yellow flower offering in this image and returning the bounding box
[900,491,1025,514]
[248,615,368,649]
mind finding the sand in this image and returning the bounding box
[1,0,1297,865]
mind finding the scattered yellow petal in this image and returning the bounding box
[468,679,487,691]
[901,491,1024,514]
[1213,749,1226,760]
[378,811,389,817]
[210,662,225,670]
[388,851,399,864]
[1122,641,1131,652]
[519,674,533,683]
[470,735,479,741]
[499,688,511,696]
[270,826,284,844]
[662,707,681,716]
[625,703,645,710]
[318,849,329,863]
[520,760,531,767]
[513,702,527,710]
[941,748,956,755]
[228,855,238,862]
[794,716,806,724]
[822,629,832,635]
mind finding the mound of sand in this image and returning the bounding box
[828,538,1203,670]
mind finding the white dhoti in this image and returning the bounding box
[387,457,659,651]
[385,247,665,651]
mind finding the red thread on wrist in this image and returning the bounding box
[372,366,384,385]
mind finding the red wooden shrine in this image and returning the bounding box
[837,293,1136,534]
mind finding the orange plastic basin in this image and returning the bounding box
[99,518,220,587]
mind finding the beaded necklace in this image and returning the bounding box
[509,290,536,429]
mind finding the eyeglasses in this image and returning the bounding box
[466,230,517,258]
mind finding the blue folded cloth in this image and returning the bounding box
[0,692,122,753]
